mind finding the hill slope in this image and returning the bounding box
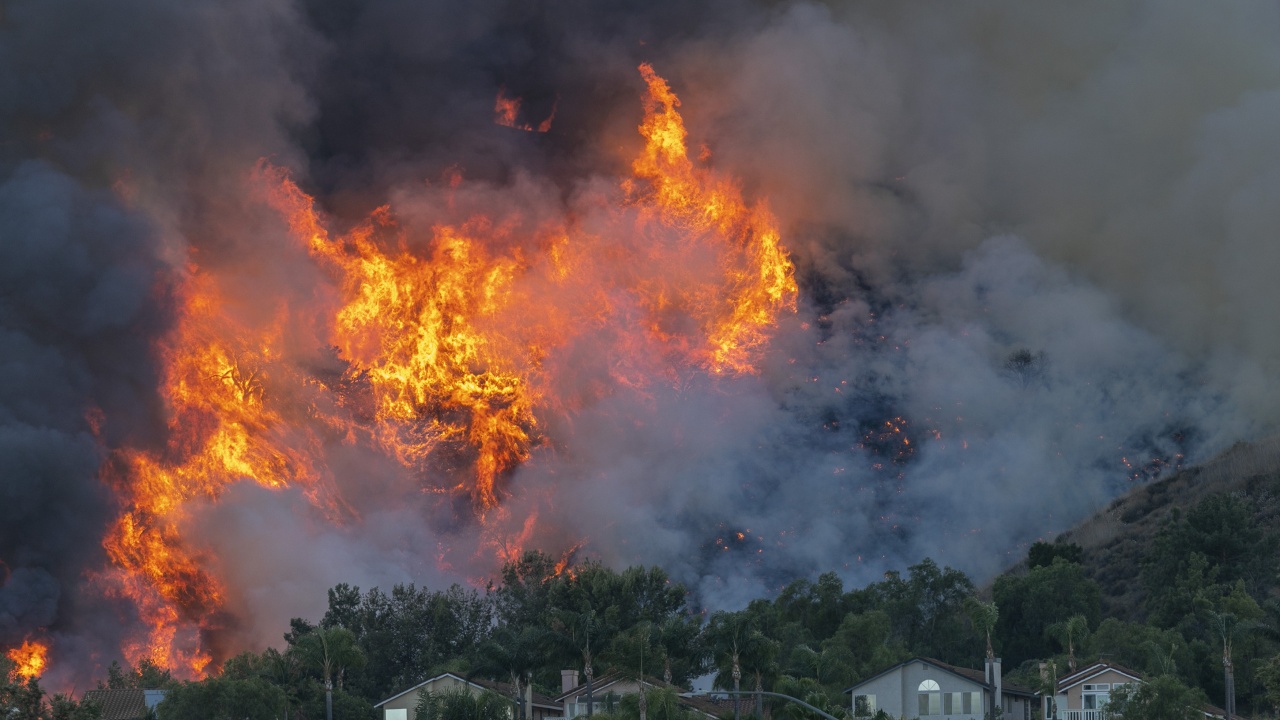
[1050,434,1280,619]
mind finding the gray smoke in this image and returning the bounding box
[3,0,1278,684]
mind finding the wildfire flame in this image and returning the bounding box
[90,63,795,677]
[7,639,48,680]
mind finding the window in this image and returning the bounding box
[853,695,876,717]
[1082,684,1111,711]
[918,680,941,716]
[386,711,408,720]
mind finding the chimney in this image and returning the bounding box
[562,669,580,695]
[994,657,1003,713]
[984,657,1003,715]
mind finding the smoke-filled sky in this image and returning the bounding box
[3,0,1279,684]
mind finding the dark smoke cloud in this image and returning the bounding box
[0,160,158,652]
[3,0,1279,679]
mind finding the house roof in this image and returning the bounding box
[1055,661,1145,693]
[375,672,557,710]
[557,673,719,718]
[554,672,626,702]
[82,689,147,720]
[842,657,1036,698]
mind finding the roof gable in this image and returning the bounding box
[843,657,987,694]
[1057,662,1145,692]
[554,672,630,702]
[376,672,559,710]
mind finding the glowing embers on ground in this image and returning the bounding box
[94,64,796,677]
[6,639,48,679]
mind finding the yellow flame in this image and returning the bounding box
[7,640,48,680]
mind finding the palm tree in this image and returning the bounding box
[605,622,659,720]
[654,615,704,686]
[963,598,998,664]
[294,626,366,720]
[473,625,548,720]
[1045,615,1089,672]
[741,632,781,719]
[707,612,754,720]
[552,607,603,718]
[963,598,998,716]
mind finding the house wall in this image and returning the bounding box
[1063,669,1137,711]
[849,661,987,719]
[1001,692,1032,720]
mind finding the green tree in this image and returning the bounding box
[823,610,904,682]
[993,558,1101,665]
[775,574,848,642]
[770,675,847,720]
[653,614,705,686]
[156,676,289,720]
[293,626,366,720]
[1027,541,1083,569]
[47,692,103,720]
[1142,493,1278,627]
[1085,618,1190,677]
[472,625,548,720]
[1258,653,1280,717]
[493,550,560,629]
[319,582,492,702]
[102,659,173,690]
[871,559,975,662]
[1106,674,1207,720]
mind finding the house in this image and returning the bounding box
[843,657,1036,720]
[81,689,167,720]
[1047,661,1236,720]
[554,670,720,719]
[374,672,561,720]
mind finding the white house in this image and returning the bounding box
[374,672,561,720]
[843,657,1036,720]
[553,670,721,719]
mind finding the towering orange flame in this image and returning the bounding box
[7,639,48,679]
[90,64,795,676]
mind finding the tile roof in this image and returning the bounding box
[82,689,146,720]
